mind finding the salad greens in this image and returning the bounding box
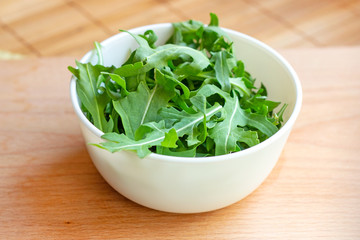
[69,13,287,158]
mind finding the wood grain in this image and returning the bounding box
[0,0,359,58]
[0,47,359,239]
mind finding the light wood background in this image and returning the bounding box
[1,0,360,239]
[1,47,359,240]
[0,0,360,58]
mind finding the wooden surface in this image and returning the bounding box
[0,0,360,58]
[0,46,360,238]
[1,0,360,238]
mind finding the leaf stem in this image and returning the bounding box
[94,42,104,65]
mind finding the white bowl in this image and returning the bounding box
[70,23,302,213]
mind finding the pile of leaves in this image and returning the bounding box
[68,13,287,158]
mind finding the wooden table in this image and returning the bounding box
[1,0,360,57]
[1,47,359,239]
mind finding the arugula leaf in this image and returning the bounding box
[94,42,104,65]
[159,67,190,99]
[201,25,232,53]
[240,110,278,137]
[208,93,260,155]
[156,146,197,157]
[140,30,158,48]
[74,61,114,133]
[95,127,161,158]
[101,72,129,99]
[209,12,219,26]
[97,104,222,157]
[230,77,251,97]
[143,44,210,75]
[159,103,222,137]
[112,77,175,139]
[69,13,286,158]
[212,50,232,92]
[116,32,210,77]
[168,19,204,48]
[195,84,277,153]
[119,30,155,62]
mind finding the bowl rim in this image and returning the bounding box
[70,23,302,163]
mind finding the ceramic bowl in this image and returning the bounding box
[70,23,302,213]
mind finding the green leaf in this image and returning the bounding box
[143,44,210,75]
[98,104,222,157]
[99,120,175,158]
[241,110,278,137]
[209,13,219,26]
[187,115,207,147]
[112,67,180,139]
[230,77,251,97]
[156,146,196,157]
[94,41,104,65]
[233,60,245,77]
[162,128,178,148]
[201,24,232,53]
[272,103,288,126]
[168,20,204,47]
[195,84,277,154]
[212,50,232,92]
[160,103,222,137]
[119,30,155,62]
[171,95,197,114]
[68,66,79,79]
[113,61,145,77]
[69,13,287,157]
[158,67,190,99]
[208,93,260,155]
[190,94,207,114]
[101,72,129,96]
[113,78,175,139]
[140,30,158,48]
[75,61,113,132]
[117,33,210,77]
